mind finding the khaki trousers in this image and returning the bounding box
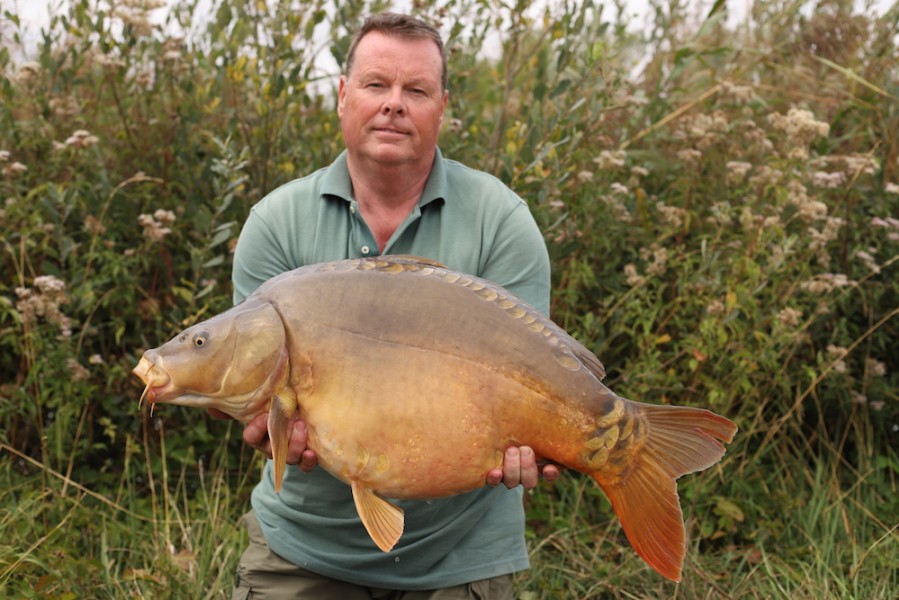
[232,511,515,600]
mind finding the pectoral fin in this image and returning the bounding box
[267,393,296,493]
[351,481,404,552]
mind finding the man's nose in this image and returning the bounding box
[381,87,405,114]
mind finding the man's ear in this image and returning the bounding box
[337,75,348,118]
[439,89,449,123]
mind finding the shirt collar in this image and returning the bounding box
[321,149,447,208]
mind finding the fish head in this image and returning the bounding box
[132,299,289,421]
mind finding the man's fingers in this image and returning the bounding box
[502,447,522,489]
[298,449,318,473]
[517,446,539,489]
[207,407,233,420]
[487,447,563,489]
[286,420,308,465]
[540,463,562,484]
[242,412,272,457]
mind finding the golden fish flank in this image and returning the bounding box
[132,255,737,582]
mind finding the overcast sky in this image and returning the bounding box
[11,0,721,33]
[8,0,894,59]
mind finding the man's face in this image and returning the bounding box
[338,31,448,170]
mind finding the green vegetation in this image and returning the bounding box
[2,0,897,597]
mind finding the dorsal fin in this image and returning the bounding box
[379,255,448,269]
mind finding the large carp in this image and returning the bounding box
[133,255,737,581]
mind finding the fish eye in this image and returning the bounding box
[193,331,210,348]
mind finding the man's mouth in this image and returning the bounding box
[374,126,408,136]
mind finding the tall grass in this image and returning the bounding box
[2,0,897,597]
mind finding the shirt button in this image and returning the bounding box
[350,205,356,214]
[361,245,370,255]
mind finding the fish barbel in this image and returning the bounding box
[132,255,737,581]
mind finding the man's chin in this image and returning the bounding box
[358,146,421,167]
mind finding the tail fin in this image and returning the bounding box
[592,404,737,581]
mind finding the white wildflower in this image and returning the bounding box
[66,358,90,382]
[610,182,629,195]
[594,150,627,170]
[15,275,72,336]
[84,215,106,236]
[762,215,782,228]
[767,108,830,144]
[748,165,783,188]
[630,166,649,178]
[841,153,879,177]
[708,202,733,227]
[706,299,725,316]
[777,307,802,327]
[855,250,880,274]
[885,183,899,194]
[826,344,848,374]
[623,264,645,287]
[679,111,729,149]
[48,96,80,119]
[812,171,846,189]
[14,61,41,84]
[640,244,668,276]
[657,201,687,227]
[800,273,856,294]
[677,149,702,164]
[2,162,28,178]
[871,216,899,230]
[866,358,886,377]
[0,150,9,162]
[138,211,175,242]
[740,207,759,229]
[65,130,100,149]
[721,81,755,103]
[604,197,631,222]
[727,161,753,182]
[96,53,126,69]
[112,7,155,37]
[153,208,176,225]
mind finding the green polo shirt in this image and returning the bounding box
[231,148,550,590]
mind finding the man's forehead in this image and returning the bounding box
[351,34,442,79]
[354,31,441,62]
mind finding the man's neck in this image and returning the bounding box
[346,154,435,251]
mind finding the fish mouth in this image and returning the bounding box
[133,355,174,412]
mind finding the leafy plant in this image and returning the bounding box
[1,0,897,597]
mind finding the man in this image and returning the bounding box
[226,13,557,599]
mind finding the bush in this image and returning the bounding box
[2,0,897,597]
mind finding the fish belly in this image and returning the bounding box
[294,333,573,500]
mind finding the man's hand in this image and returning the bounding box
[207,409,318,473]
[486,446,561,489]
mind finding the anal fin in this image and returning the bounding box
[351,481,404,552]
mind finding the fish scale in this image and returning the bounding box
[133,255,737,582]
